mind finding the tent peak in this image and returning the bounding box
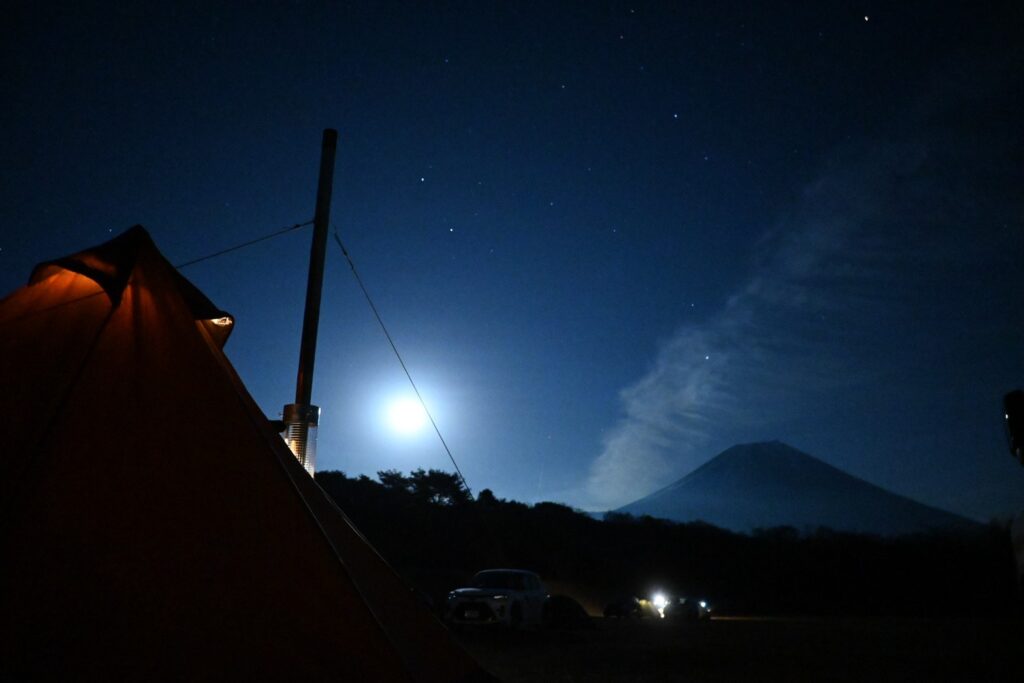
[27,226,235,346]
[29,225,155,305]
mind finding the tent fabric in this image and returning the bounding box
[0,227,491,682]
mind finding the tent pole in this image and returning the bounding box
[284,129,338,474]
[295,128,338,406]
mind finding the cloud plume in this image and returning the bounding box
[584,124,1023,510]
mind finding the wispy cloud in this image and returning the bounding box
[581,131,1020,510]
[575,45,1024,516]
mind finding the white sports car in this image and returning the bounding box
[445,569,548,628]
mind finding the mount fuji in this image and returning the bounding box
[616,441,979,536]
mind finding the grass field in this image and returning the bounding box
[455,616,1024,682]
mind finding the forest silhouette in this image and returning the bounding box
[315,469,1018,618]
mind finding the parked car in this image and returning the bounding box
[543,595,592,630]
[663,597,712,621]
[603,595,644,618]
[445,569,548,628]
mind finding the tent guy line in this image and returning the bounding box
[332,231,474,499]
[174,219,314,269]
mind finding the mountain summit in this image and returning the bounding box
[616,441,978,535]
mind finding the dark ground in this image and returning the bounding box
[454,616,1024,682]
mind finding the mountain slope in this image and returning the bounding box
[616,441,979,535]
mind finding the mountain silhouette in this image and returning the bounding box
[616,441,979,535]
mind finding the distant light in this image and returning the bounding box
[864,16,869,21]
[699,601,707,609]
[652,592,668,618]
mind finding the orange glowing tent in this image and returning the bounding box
[0,227,491,681]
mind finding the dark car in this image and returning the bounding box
[543,595,592,630]
[663,597,712,621]
[603,595,644,618]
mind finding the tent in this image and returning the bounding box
[0,227,491,681]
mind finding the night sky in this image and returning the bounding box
[3,1,1023,521]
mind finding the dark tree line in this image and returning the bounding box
[315,469,1020,618]
[376,468,473,506]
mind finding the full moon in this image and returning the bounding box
[387,398,427,434]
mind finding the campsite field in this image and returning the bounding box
[455,616,1024,682]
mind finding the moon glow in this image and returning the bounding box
[388,398,427,434]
